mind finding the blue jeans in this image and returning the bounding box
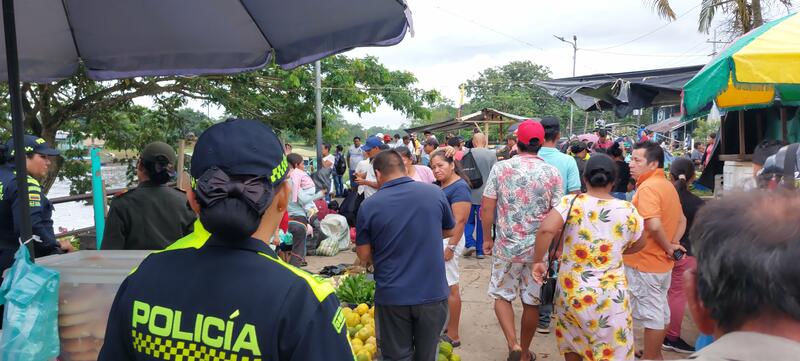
[611,192,627,200]
[333,173,344,197]
[464,204,484,255]
[539,303,553,328]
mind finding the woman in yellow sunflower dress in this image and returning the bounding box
[533,155,645,361]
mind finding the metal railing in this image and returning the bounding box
[51,182,177,238]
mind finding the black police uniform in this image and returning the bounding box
[102,181,196,250]
[0,165,62,259]
[99,236,353,361]
[98,119,354,361]
[0,136,63,272]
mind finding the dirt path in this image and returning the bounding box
[306,251,698,361]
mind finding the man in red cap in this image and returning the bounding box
[480,120,564,361]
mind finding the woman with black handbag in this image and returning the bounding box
[532,155,647,361]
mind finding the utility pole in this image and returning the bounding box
[457,84,465,118]
[315,60,323,167]
[554,34,577,135]
[707,29,727,57]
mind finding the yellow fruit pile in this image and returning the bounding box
[343,303,377,360]
[439,341,461,361]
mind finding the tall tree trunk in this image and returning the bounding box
[751,0,764,28]
[40,116,63,194]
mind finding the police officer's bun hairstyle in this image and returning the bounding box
[191,118,289,242]
[141,157,173,185]
[197,172,268,241]
[584,154,618,188]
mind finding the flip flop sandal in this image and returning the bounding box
[507,349,522,361]
[440,334,461,348]
[635,350,643,359]
[525,351,537,361]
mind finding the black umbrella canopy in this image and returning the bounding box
[0,0,412,81]
[1,0,413,255]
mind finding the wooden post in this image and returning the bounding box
[738,111,745,157]
[176,139,186,191]
[584,112,589,134]
[781,107,789,143]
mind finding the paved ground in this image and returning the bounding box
[306,250,698,361]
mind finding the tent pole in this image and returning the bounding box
[738,111,745,158]
[3,0,34,259]
[315,60,323,167]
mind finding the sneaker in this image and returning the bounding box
[662,337,695,354]
[462,247,476,257]
[476,254,485,259]
[536,326,550,334]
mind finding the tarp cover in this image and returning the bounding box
[405,108,528,134]
[535,65,703,117]
[0,0,412,82]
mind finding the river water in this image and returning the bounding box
[50,165,130,232]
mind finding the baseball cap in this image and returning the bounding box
[190,118,288,186]
[376,133,384,138]
[6,134,60,159]
[140,142,177,165]
[361,136,383,151]
[383,134,392,142]
[516,120,545,145]
[540,116,561,132]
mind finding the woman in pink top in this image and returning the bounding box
[395,146,435,183]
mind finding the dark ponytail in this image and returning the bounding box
[587,168,613,187]
[195,172,273,242]
[669,157,695,193]
[584,154,617,188]
[608,141,623,159]
[141,157,173,185]
[199,196,262,241]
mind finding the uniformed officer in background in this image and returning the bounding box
[0,135,73,263]
[0,135,74,327]
[99,119,354,361]
[102,142,195,250]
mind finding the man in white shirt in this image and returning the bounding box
[347,137,365,189]
[355,136,383,198]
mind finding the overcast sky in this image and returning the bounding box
[340,0,798,129]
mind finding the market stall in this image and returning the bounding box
[682,11,800,192]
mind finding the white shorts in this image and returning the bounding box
[625,267,672,330]
[487,258,541,306]
[443,235,465,287]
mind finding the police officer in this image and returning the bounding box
[102,142,195,250]
[0,135,73,326]
[99,119,354,361]
[0,135,73,267]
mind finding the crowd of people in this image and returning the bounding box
[339,117,798,361]
[0,116,798,361]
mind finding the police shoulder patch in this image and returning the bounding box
[332,307,345,334]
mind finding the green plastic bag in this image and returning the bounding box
[0,245,61,361]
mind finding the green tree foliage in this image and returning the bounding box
[693,118,721,140]
[0,55,438,192]
[649,0,792,36]
[463,61,575,128]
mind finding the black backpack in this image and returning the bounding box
[460,151,483,189]
[334,153,347,175]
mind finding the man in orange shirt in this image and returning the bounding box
[626,141,687,360]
